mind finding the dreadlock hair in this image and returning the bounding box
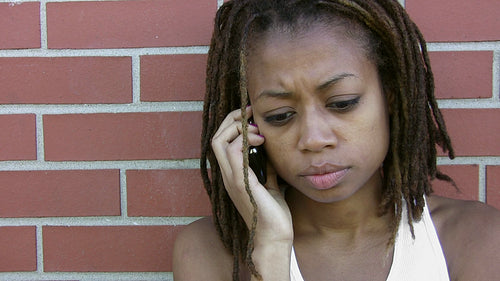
[200,0,455,280]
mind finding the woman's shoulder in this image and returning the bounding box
[172,217,234,281]
[427,195,500,233]
[426,195,500,280]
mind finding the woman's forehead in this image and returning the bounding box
[245,25,379,98]
[248,19,373,58]
[247,24,371,67]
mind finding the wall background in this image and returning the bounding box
[0,0,498,280]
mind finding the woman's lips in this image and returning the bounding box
[303,168,349,190]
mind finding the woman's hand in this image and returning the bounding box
[211,107,293,280]
[211,107,293,244]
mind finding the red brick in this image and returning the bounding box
[430,51,493,99]
[431,165,479,201]
[127,169,211,217]
[0,114,36,160]
[0,57,132,104]
[486,166,500,210]
[406,0,500,42]
[44,112,202,161]
[46,0,216,49]
[0,170,120,218]
[0,2,40,49]
[140,54,207,101]
[0,226,36,272]
[43,225,182,272]
[441,109,500,156]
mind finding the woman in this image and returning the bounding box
[173,0,500,280]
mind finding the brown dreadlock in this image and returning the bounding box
[200,0,455,280]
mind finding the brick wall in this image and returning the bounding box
[0,0,217,280]
[405,0,500,209]
[0,0,498,280]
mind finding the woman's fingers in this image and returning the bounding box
[212,121,260,149]
[212,106,252,139]
[211,108,259,179]
[210,108,272,226]
[211,108,260,187]
[211,107,292,238]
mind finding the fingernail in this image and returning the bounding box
[250,123,258,128]
[258,134,265,138]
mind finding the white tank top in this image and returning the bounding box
[290,199,450,281]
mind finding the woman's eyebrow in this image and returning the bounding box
[256,73,357,101]
[256,90,291,100]
[317,73,356,91]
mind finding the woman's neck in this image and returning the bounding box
[286,172,391,244]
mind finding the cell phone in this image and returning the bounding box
[248,117,267,185]
[248,145,267,185]
[249,145,267,185]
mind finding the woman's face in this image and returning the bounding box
[247,24,390,203]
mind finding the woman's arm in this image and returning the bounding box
[175,108,294,280]
[173,216,292,281]
[173,217,234,281]
[209,107,294,280]
[428,196,500,281]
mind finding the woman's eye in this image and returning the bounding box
[327,96,360,112]
[264,111,294,126]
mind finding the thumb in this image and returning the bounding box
[264,161,280,192]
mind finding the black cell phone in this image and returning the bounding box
[249,145,267,185]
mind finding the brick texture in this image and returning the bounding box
[43,112,202,161]
[407,0,500,42]
[43,226,182,272]
[432,165,479,201]
[0,2,40,49]
[0,114,36,160]
[140,54,207,102]
[46,0,216,49]
[127,169,211,217]
[0,226,36,272]
[441,109,500,156]
[0,170,120,218]
[486,166,500,210]
[430,51,493,99]
[0,57,132,104]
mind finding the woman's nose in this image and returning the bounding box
[297,110,338,152]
